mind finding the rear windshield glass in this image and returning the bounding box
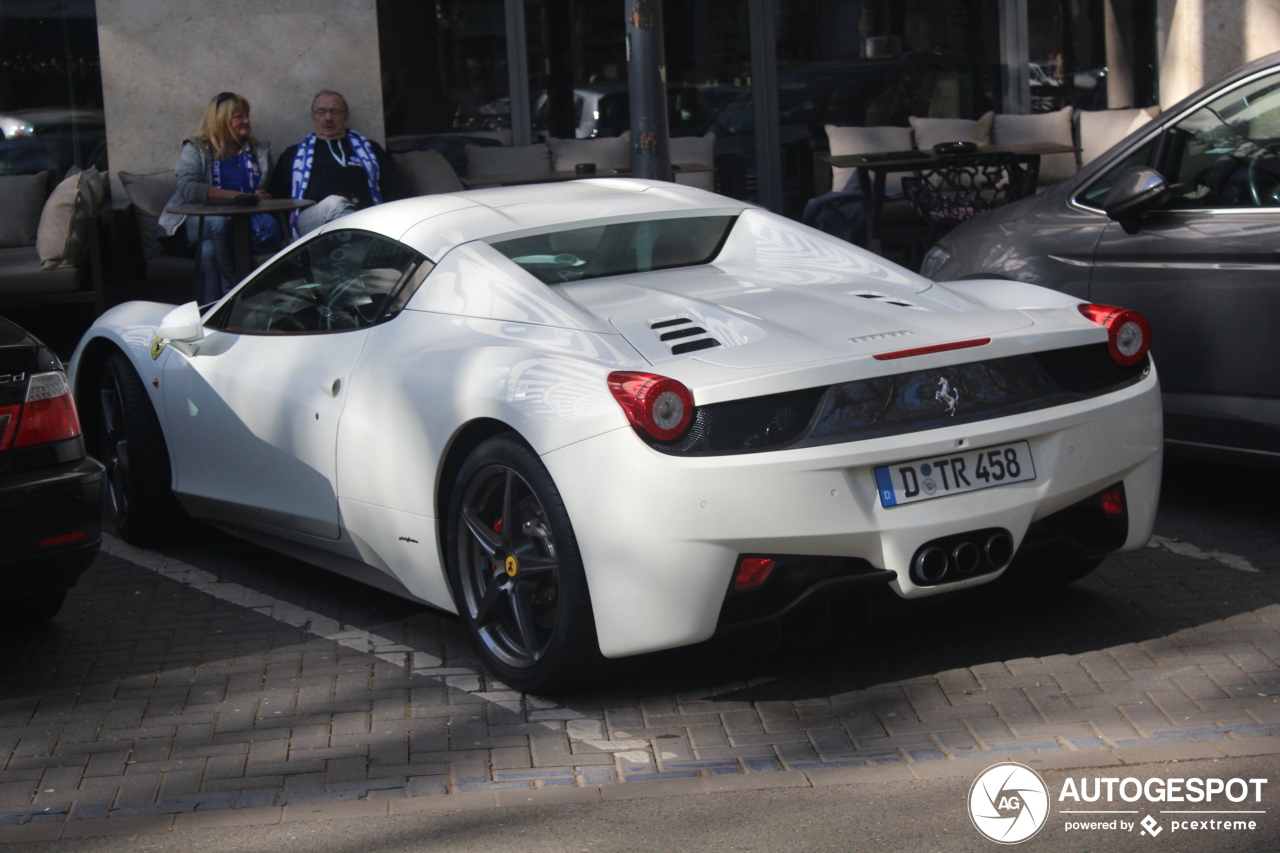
[489,215,736,284]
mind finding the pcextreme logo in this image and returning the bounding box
[969,763,1269,844]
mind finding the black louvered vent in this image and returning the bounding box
[649,318,721,356]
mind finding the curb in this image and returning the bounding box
[3,736,1277,842]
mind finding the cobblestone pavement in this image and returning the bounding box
[1,457,1279,839]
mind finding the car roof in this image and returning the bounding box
[318,179,753,261]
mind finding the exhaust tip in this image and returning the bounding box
[951,541,981,574]
[913,547,948,584]
[984,532,1015,567]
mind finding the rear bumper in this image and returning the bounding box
[0,456,104,601]
[543,371,1162,658]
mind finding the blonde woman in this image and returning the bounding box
[159,92,279,303]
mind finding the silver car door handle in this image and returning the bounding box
[325,378,342,397]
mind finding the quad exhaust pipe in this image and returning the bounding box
[909,529,1014,586]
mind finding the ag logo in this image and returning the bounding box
[968,762,1050,844]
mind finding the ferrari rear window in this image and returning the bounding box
[489,215,736,284]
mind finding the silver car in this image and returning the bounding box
[924,51,1280,469]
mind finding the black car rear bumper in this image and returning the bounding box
[0,456,104,602]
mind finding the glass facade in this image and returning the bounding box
[1027,0,1158,113]
[0,0,106,176]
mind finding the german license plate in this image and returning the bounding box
[874,441,1036,508]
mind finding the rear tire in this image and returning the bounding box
[445,434,608,694]
[97,352,183,544]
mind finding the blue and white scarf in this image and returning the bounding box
[289,130,382,236]
[211,147,280,252]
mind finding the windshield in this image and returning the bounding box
[489,215,737,284]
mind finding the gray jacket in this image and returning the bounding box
[158,138,273,236]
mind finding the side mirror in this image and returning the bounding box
[1102,166,1169,233]
[157,301,205,343]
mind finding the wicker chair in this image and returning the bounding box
[900,152,1038,230]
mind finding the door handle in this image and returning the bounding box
[325,378,342,397]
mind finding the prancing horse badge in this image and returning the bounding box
[935,376,959,416]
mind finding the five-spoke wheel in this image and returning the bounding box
[446,434,604,693]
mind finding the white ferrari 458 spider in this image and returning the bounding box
[69,179,1162,692]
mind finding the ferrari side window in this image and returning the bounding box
[1158,71,1280,209]
[218,230,426,334]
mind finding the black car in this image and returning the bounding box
[0,315,103,623]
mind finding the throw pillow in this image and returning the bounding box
[992,106,1076,185]
[909,111,995,151]
[36,167,106,270]
[670,133,716,191]
[465,143,552,177]
[1078,107,1159,166]
[547,133,630,172]
[392,150,465,195]
[120,170,178,259]
[825,125,914,192]
[0,172,49,248]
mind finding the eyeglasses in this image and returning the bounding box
[311,108,348,118]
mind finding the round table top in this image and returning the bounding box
[166,198,315,216]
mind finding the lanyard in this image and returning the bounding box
[327,138,348,168]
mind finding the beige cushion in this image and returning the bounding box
[0,173,49,249]
[825,125,914,193]
[1078,107,1160,166]
[0,246,81,295]
[36,168,106,271]
[670,134,716,191]
[547,134,630,172]
[392,150,465,195]
[120,170,179,259]
[993,107,1076,185]
[465,143,552,177]
[909,111,994,151]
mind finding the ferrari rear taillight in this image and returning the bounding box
[607,371,695,442]
[1078,303,1151,366]
[0,371,82,451]
[1099,484,1126,516]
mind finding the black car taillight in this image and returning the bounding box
[0,371,82,451]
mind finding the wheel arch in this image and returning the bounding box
[433,417,528,571]
[72,335,126,455]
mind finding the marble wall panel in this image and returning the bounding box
[1158,0,1280,108]
[97,0,384,201]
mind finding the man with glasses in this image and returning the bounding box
[269,90,411,237]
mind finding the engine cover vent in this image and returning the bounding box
[649,317,721,355]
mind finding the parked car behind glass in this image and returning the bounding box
[923,51,1280,469]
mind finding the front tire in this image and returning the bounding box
[445,434,606,694]
[97,352,182,544]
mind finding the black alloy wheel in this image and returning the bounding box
[96,353,181,544]
[446,435,605,693]
[99,367,131,528]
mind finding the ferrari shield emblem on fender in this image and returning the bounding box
[936,376,959,416]
[150,335,166,360]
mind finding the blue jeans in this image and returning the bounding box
[186,215,236,304]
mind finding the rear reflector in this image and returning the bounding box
[733,557,775,591]
[39,530,88,548]
[1099,485,1125,517]
[872,338,991,361]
